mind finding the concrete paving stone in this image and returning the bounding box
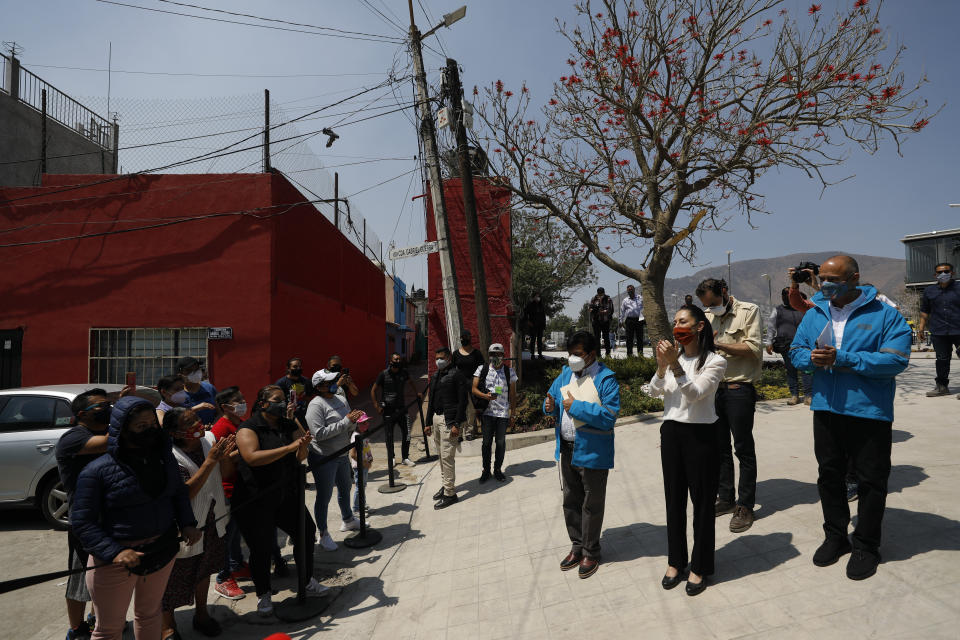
[539,583,575,607]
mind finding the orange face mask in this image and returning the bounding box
[672,327,696,345]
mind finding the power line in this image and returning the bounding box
[156,0,402,40]
[343,167,420,198]
[357,0,407,36]
[28,63,391,79]
[94,0,403,43]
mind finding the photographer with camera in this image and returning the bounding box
[326,355,359,398]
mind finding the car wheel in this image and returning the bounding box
[39,475,70,530]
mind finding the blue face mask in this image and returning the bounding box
[328,383,339,395]
[820,280,849,300]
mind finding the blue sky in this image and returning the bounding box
[4,0,958,314]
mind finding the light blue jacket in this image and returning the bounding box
[542,363,620,469]
[789,285,911,422]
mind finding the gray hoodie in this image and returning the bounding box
[306,391,355,457]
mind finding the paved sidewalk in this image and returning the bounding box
[16,358,960,639]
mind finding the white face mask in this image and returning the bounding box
[170,390,188,405]
[232,402,247,417]
[568,354,586,372]
[186,370,203,384]
[436,358,449,370]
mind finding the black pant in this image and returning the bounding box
[592,321,611,356]
[624,317,644,356]
[234,493,316,597]
[931,334,960,386]
[813,411,892,552]
[716,383,757,509]
[560,440,608,559]
[481,415,508,472]
[529,325,544,355]
[383,409,410,462]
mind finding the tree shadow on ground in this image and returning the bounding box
[891,429,913,443]
[600,522,669,564]
[887,464,928,494]
[367,502,416,517]
[880,507,960,562]
[455,474,515,504]
[714,532,800,583]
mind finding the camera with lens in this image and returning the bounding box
[791,261,820,284]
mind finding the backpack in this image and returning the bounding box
[473,363,510,414]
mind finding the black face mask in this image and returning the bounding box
[125,426,162,449]
[328,364,342,373]
[263,401,286,417]
[90,407,112,424]
[290,368,302,377]
[390,362,401,369]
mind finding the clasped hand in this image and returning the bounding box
[655,339,680,368]
[810,346,837,368]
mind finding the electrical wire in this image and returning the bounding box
[155,0,402,40]
[94,0,402,43]
[357,0,407,37]
[343,167,420,198]
[28,63,392,79]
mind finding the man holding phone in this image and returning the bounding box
[472,343,517,483]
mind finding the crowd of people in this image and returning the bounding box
[46,256,955,636]
[54,352,426,639]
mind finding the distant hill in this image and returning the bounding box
[614,252,907,317]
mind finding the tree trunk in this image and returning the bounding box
[641,242,675,346]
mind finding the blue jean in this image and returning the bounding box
[216,511,244,583]
[352,466,369,512]
[777,348,812,396]
[308,451,354,534]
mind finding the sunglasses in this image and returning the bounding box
[82,401,112,412]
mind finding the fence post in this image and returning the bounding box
[40,89,47,181]
[417,396,437,462]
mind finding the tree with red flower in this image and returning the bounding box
[476,0,937,342]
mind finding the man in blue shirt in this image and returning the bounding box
[790,255,912,581]
[177,356,218,425]
[916,262,960,398]
[543,331,620,579]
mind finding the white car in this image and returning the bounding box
[0,384,160,529]
[545,339,557,350]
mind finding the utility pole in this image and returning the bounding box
[263,89,271,173]
[408,2,463,346]
[445,58,491,353]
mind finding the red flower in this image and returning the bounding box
[504,91,514,97]
[537,252,545,257]
[526,120,535,126]
[549,98,558,105]
[567,59,577,67]
[854,0,869,7]
[649,70,660,77]
[713,53,725,61]
[780,74,793,83]
[911,118,930,131]
[756,137,772,146]
[670,152,680,158]
[808,4,821,15]
[493,148,502,153]
[495,80,503,93]
[762,19,772,26]
[628,10,639,18]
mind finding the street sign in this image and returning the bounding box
[208,327,233,340]
[389,241,439,261]
[437,107,450,129]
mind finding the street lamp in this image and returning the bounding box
[671,293,678,315]
[760,273,772,309]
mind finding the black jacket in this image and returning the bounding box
[425,366,468,425]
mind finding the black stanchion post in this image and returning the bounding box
[378,412,406,494]
[417,399,438,462]
[274,463,332,621]
[344,433,382,548]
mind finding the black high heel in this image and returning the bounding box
[661,570,683,590]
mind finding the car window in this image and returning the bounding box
[0,396,59,431]
[54,400,75,427]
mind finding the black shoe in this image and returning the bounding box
[432,488,444,501]
[272,559,289,578]
[578,557,600,579]
[560,551,581,571]
[479,470,491,484]
[494,470,506,482]
[464,434,476,441]
[846,548,880,580]
[813,537,852,567]
[192,615,222,638]
[434,493,458,509]
[661,571,683,590]
[926,384,950,397]
[846,481,859,502]
[715,500,736,516]
[685,576,707,596]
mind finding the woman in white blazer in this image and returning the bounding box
[649,304,727,596]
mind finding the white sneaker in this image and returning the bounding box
[318,531,337,551]
[339,518,360,532]
[305,576,330,597]
[402,458,416,467]
[257,595,274,617]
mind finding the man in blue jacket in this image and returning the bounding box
[790,255,911,581]
[543,331,620,579]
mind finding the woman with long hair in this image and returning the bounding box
[649,304,727,596]
[159,407,235,639]
[233,385,327,617]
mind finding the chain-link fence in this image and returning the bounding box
[79,91,383,263]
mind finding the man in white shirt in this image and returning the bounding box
[620,284,645,357]
[472,343,518,483]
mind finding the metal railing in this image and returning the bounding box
[2,53,113,150]
[0,54,9,94]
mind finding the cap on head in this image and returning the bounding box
[597,287,605,294]
[311,369,338,387]
[488,343,504,354]
[176,356,199,372]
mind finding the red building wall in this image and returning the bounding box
[426,178,513,373]
[0,172,385,402]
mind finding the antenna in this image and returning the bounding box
[2,41,24,57]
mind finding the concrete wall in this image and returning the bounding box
[0,92,116,187]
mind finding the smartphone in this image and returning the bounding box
[125,372,136,388]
